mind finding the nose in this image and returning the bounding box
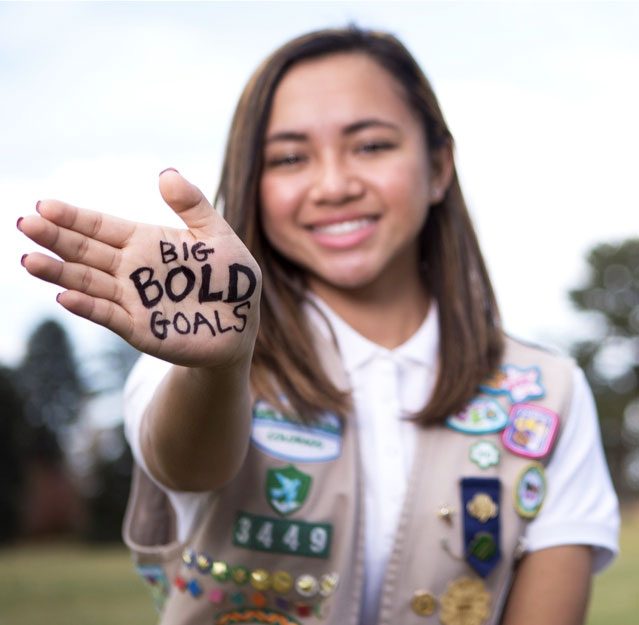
[308,154,364,205]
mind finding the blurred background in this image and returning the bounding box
[1,1,638,623]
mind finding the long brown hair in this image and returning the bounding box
[216,26,503,424]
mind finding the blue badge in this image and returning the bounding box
[478,364,545,403]
[446,398,509,434]
[251,400,342,462]
[460,477,501,577]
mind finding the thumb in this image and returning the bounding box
[158,169,219,236]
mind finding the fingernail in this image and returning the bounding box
[56,293,62,303]
[35,200,41,213]
[16,217,23,229]
[21,254,27,266]
[159,167,179,176]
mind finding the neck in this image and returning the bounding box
[309,270,430,350]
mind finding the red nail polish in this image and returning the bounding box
[16,217,23,229]
[21,254,28,266]
[35,200,41,213]
[159,167,179,176]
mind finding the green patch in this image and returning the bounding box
[266,465,312,516]
[233,511,332,558]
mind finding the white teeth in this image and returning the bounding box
[311,218,374,235]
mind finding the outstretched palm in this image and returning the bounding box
[18,171,262,368]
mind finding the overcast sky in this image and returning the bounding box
[2,1,638,368]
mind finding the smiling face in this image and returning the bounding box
[259,52,448,302]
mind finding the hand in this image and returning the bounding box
[18,170,262,369]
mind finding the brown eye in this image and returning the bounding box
[357,141,395,154]
[266,154,307,168]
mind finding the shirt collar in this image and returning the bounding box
[305,294,440,375]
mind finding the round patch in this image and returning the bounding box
[440,577,491,625]
[212,560,230,582]
[469,532,497,562]
[272,570,293,594]
[514,462,546,518]
[295,574,318,597]
[411,590,437,616]
[469,440,500,469]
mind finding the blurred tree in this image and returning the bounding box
[570,238,639,497]
[15,319,85,438]
[81,337,140,541]
[11,319,87,537]
[0,366,27,542]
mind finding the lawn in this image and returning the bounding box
[0,509,637,625]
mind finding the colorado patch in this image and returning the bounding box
[251,400,342,462]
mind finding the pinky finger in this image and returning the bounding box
[56,291,134,341]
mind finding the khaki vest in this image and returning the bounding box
[123,335,573,625]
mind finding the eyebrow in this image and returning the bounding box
[264,118,399,144]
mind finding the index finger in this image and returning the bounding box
[36,200,137,249]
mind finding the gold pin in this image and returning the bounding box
[319,573,339,597]
[272,570,293,594]
[438,504,456,524]
[411,590,437,616]
[211,560,230,582]
[250,569,271,591]
[296,574,319,597]
[466,493,498,523]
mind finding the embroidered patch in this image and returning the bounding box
[446,398,509,434]
[440,577,491,625]
[266,465,312,516]
[514,462,546,519]
[469,440,500,469]
[502,403,559,458]
[251,400,342,462]
[233,511,332,558]
[479,365,545,403]
[469,532,498,561]
[135,564,170,613]
[215,608,302,625]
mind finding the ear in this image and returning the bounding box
[428,140,455,204]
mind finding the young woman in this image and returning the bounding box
[18,27,618,625]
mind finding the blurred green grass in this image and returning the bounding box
[0,508,637,625]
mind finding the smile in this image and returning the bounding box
[309,217,377,236]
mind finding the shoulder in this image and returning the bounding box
[503,334,575,370]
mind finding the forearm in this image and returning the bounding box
[140,357,253,492]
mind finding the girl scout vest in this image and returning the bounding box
[123,335,574,625]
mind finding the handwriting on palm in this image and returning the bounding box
[18,171,262,368]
